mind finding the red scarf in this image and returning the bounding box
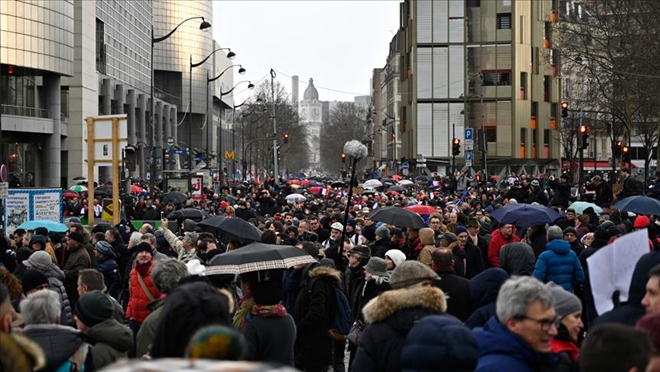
[551,339,579,363]
[249,304,287,319]
[135,260,152,276]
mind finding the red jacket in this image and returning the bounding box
[488,230,521,267]
[126,261,160,323]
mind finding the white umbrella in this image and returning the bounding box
[363,179,383,189]
[286,194,306,203]
[398,179,414,185]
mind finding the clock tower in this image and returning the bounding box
[299,78,323,170]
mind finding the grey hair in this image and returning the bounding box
[183,232,198,245]
[547,225,563,242]
[129,231,143,246]
[151,258,190,294]
[141,233,156,245]
[496,276,555,323]
[20,289,61,325]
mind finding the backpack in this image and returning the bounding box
[327,285,352,341]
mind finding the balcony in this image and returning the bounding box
[1,104,49,118]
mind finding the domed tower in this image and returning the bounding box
[303,78,319,101]
[299,78,323,170]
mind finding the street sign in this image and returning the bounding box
[465,151,473,167]
[464,128,474,147]
[0,164,6,182]
[401,162,409,170]
[166,137,175,147]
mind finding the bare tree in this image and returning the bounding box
[319,102,368,174]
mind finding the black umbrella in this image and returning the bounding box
[362,189,377,195]
[612,196,660,215]
[162,191,188,204]
[168,208,207,222]
[205,242,317,275]
[387,185,405,193]
[415,175,430,183]
[197,216,262,242]
[331,181,346,188]
[368,206,425,229]
[94,185,113,196]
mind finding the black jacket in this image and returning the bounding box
[549,179,571,208]
[372,239,392,259]
[434,269,472,322]
[462,240,485,279]
[22,324,89,372]
[86,319,133,369]
[619,176,644,199]
[464,268,509,329]
[244,314,296,366]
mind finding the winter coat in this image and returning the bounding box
[292,265,341,369]
[499,242,536,276]
[135,298,166,357]
[282,268,303,313]
[417,228,436,267]
[126,261,160,324]
[63,244,91,305]
[41,264,73,326]
[97,254,120,299]
[22,324,89,372]
[372,238,392,259]
[593,252,660,327]
[29,235,58,264]
[352,285,447,372]
[344,264,366,323]
[460,240,486,279]
[434,269,472,322]
[527,228,548,259]
[162,227,197,263]
[0,332,46,371]
[488,230,520,267]
[549,179,571,208]
[355,279,391,324]
[244,313,296,366]
[474,316,559,371]
[465,268,509,330]
[533,239,584,291]
[86,319,133,369]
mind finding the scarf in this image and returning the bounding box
[248,304,287,320]
[551,339,579,363]
[135,261,151,276]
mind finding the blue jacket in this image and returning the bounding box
[97,255,120,299]
[533,239,584,291]
[474,316,558,372]
[464,268,508,330]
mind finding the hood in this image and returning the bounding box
[419,228,435,246]
[22,324,84,371]
[29,235,46,250]
[469,268,509,307]
[307,265,342,285]
[500,243,536,276]
[43,264,65,281]
[546,239,571,255]
[86,319,134,352]
[628,252,660,304]
[446,240,461,252]
[362,285,447,324]
[0,332,46,371]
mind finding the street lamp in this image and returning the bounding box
[190,48,236,172]
[150,16,210,191]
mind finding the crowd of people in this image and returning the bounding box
[0,167,660,371]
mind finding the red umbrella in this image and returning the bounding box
[131,184,144,193]
[405,205,438,215]
[309,186,322,194]
[385,190,400,196]
[62,191,79,199]
[391,174,403,181]
[288,179,302,185]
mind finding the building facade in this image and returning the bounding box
[299,78,322,169]
[399,0,561,176]
[381,31,402,170]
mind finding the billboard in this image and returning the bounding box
[4,188,62,235]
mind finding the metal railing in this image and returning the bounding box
[1,104,49,119]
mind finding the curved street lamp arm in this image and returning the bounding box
[152,16,208,44]
[208,64,242,83]
[192,48,232,68]
[221,81,252,97]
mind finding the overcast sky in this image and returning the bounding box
[212,1,401,104]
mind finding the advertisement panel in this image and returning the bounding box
[3,189,62,235]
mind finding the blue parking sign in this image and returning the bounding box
[465,128,473,141]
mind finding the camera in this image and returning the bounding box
[301,231,318,243]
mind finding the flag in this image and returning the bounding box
[391,127,396,141]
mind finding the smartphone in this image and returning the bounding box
[160,211,164,219]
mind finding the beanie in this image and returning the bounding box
[385,249,406,269]
[607,226,623,237]
[593,228,611,243]
[94,240,113,256]
[21,270,49,294]
[441,233,458,244]
[68,231,84,243]
[634,216,651,229]
[547,282,582,319]
[135,242,153,255]
[390,261,439,289]
[455,226,468,236]
[74,290,115,327]
[563,227,578,237]
[376,225,391,239]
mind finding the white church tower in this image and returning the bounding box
[299,78,322,170]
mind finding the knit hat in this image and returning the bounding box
[607,225,623,237]
[546,282,582,319]
[563,227,578,237]
[135,242,153,255]
[187,325,246,360]
[390,260,439,289]
[455,226,468,236]
[531,180,540,188]
[364,257,389,277]
[94,240,113,256]
[74,290,114,327]
[348,245,371,258]
[375,225,391,239]
[594,228,611,243]
[385,249,406,269]
[21,270,49,294]
[441,232,458,244]
[15,247,33,263]
[634,216,651,228]
[68,231,84,243]
[23,251,52,271]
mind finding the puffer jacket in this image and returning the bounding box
[41,264,73,326]
[97,253,120,299]
[22,324,89,372]
[487,230,520,267]
[416,228,436,267]
[533,239,584,291]
[86,319,134,369]
[464,268,509,330]
[126,261,159,323]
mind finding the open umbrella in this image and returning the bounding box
[206,242,318,275]
[331,181,346,188]
[285,194,306,203]
[18,220,69,232]
[405,205,438,215]
[69,185,88,193]
[130,184,144,193]
[391,174,403,181]
[398,179,414,186]
[568,201,603,214]
[363,179,383,189]
[167,208,207,222]
[162,191,188,204]
[197,216,262,242]
[387,185,405,193]
[72,176,87,181]
[368,206,425,229]
[62,190,79,199]
[612,196,660,216]
[490,204,561,230]
[362,189,377,195]
[94,185,113,197]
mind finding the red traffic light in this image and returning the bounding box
[341,153,346,158]
[561,102,569,109]
[8,65,15,75]
[616,141,623,147]
[453,138,461,145]
[622,146,630,154]
[579,125,589,134]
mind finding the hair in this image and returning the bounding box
[129,231,143,246]
[106,227,122,242]
[141,224,155,235]
[637,312,660,356]
[431,248,454,269]
[546,225,563,242]
[150,282,232,358]
[0,283,9,314]
[93,232,106,243]
[649,264,660,279]
[141,233,157,245]
[198,238,217,253]
[577,214,590,224]
[20,289,61,325]
[496,276,555,323]
[78,269,105,291]
[243,272,283,306]
[261,230,277,245]
[151,258,189,294]
[580,323,652,372]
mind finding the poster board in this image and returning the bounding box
[3,188,62,235]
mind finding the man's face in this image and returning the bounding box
[449,213,458,224]
[104,231,114,243]
[457,232,469,246]
[467,225,479,236]
[206,243,217,252]
[429,218,442,231]
[507,300,558,353]
[137,250,152,265]
[343,242,352,258]
[348,253,361,268]
[298,222,308,235]
[77,277,88,297]
[330,229,341,240]
[310,219,320,231]
[364,217,374,226]
[564,232,577,243]
[500,224,513,237]
[566,212,575,220]
[642,276,660,313]
[284,215,293,225]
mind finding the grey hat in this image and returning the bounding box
[364,257,389,278]
[23,251,52,270]
[547,282,582,319]
[94,240,113,256]
[390,261,439,289]
[531,180,540,187]
[375,225,391,239]
[441,233,458,244]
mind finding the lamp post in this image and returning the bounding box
[151,17,210,192]
[270,69,279,183]
[217,80,254,183]
[189,48,235,174]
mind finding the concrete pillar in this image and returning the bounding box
[137,94,147,180]
[102,79,113,115]
[114,84,125,115]
[43,75,62,188]
[155,101,163,182]
[171,107,178,144]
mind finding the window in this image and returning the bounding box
[96,18,106,74]
[543,75,551,102]
[520,72,528,99]
[482,70,511,86]
[520,128,527,144]
[497,13,511,29]
[531,102,538,117]
[486,127,497,142]
[551,103,558,118]
[467,0,481,6]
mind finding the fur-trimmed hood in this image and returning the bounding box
[0,332,46,371]
[362,285,447,324]
[307,265,342,285]
[446,240,461,252]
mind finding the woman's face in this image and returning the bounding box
[561,311,584,342]
[583,234,594,246]
[364,271,373,282]
[385,256,394,270]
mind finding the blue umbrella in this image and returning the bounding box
[612,196,660,216]
[18,220,68,232]
[568,201,603,214]
[490,204,561,229]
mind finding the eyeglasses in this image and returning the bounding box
[516,315,560,331]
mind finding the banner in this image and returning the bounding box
[4,188,62,235]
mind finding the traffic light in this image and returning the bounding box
[622,145,631,162]
[341,152,346,163]
[579,125,590,150]
[283,133,289,144]
[561,102,569,118]
[277,145,281,162]
[614,141,623,157]
[124,146,137,172]
[452,138,461,156]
